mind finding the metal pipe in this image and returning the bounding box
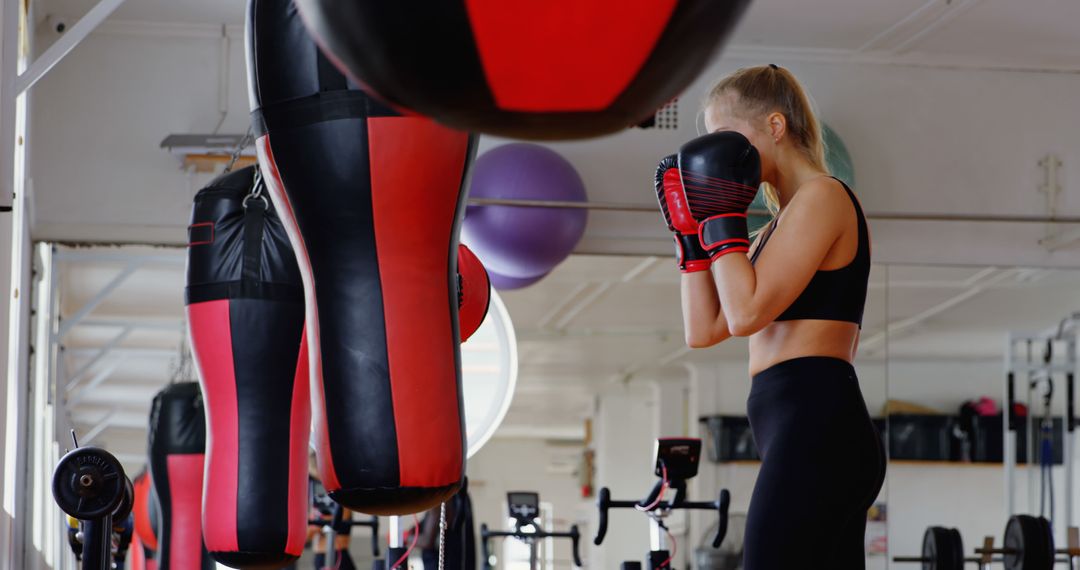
[389,515,402,548]
[15,0,130,95]
[467,198,1080,225]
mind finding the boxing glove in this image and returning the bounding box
[655,154,711,273]
[676,131,761,259]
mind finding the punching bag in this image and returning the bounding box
[187,165,310,567]
[247,0,474,515]
[147,382,214,570]
[132,471,158,570]
[292,0,751,139]
[457,245,490,344]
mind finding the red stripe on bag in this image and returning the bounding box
[368,117,467,487]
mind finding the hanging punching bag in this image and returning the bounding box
[291,0,752,139]
[187,165,309,567]
[132,470,158,570]
[147,382,214,570]
[247,0,475,515]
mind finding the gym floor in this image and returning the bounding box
[4,1,1080,570]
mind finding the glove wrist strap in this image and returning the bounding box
[699,214,750,259]
[675,234,711,273]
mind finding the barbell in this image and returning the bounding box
[892,515,1078,570]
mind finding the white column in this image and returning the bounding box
[0,0,21,564]
[590,382,656,569]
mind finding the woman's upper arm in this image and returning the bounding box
[749,180,851,322]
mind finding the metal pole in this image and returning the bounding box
[1006,337,1016,517]
[14,0,129,95]
[1030,349,1038,515]
[648,517,664,552]
[389,515,402,548]
[466,198,1080,225]
[1068,339,1076,529]
[528,539,539,570]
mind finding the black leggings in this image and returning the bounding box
[744,357,886,570]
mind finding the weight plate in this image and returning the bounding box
[1004,515,1055,570]
[51,447,127,520]
[1033,517,1055,569]
[922,526,963,570]
[947,528,965,570]
[113,477,135,522]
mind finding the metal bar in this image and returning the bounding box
[14,0,129,95]
[1005,362,1015,517]
[53,250,183,264]
[466,198,1080,225]
[80,409,117,445]
[57,262,140,337]
[1010,363,1079,374]
[65,360,122,406]
[389,516,402,548]
[65,347,177,358]
[64,326,133,390]
[78,318,182,331]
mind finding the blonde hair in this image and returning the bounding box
[704,65,827,216]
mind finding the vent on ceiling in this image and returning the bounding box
[635,98,679,131]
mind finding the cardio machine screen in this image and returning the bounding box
[654,438,702,481]
[507,491,540,524]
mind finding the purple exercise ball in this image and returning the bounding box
[463,143,588,279]
[487,269,549,291]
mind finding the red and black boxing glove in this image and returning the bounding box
[675,131,761,259]
[655,154,711,273]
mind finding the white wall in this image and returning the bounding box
[591,382,660,569]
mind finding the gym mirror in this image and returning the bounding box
[884,265,1080,567]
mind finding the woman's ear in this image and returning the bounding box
[766,111,787,143]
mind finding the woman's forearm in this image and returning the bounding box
[712,254,765,336]
[681,271,732,347]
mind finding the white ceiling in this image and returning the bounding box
[36,0,1080,67]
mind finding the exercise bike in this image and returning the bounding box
[480,491,584,569]
[595,438,731,570]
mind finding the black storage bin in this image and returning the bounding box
[700,415,759,462]
[965,414,1063,465]
[887,414,958,461]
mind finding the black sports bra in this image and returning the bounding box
[749,177,870,326]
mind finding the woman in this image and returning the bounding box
[672,65,885,568]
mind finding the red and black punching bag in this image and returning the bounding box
[186,165,310,566]
[247,0,475,515]
[292,0,752,139]
[147,382,214,570]
[132,470,158,570]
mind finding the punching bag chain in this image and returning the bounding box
[438,502,447,570]
[224,126,254,174]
